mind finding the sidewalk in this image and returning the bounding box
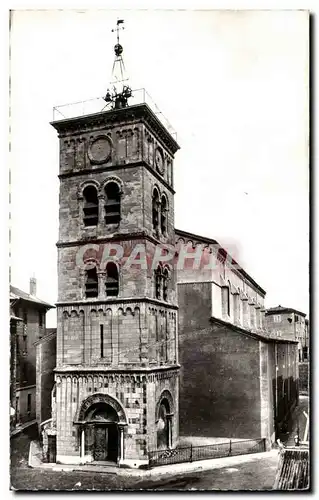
[29,441,279,479]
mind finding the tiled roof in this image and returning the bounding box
[266,305,306,317]
[274,447,309,490]
[10,285,54,309]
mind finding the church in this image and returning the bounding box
[42,21,299,467]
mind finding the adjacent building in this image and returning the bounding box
[176,229,299,445]
[10,280,54,430]
[35,328,57,429]
[265,306,309,361]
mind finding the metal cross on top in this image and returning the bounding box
[112,18,125,47]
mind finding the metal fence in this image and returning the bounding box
[148,438,266,468]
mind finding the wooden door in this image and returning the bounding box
[47,435,57,463]
[93,426,108,461]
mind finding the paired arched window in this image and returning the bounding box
[105,262,119,297]
[105,182,121,224]
[152,188,168,235]
[84,263,119,299]
[81,180,121,227]
[85,267,98,298]
[83,186,98,226]
[154,265,170,301]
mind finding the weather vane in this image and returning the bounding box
[103,19,132,110]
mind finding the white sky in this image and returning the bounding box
[9,9,309,327]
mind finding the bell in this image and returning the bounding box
[104,91,112,103]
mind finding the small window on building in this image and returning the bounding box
[83,186,99,226]
[161,195,168,235]
[27,393,31,415]
[155,266,162,300]
[274,315,281,323]
[85,267,98,298]
[105,182,121,224]
[39,311,44,327]
[23,309,28,324]
[295,314,299,323]
[23,335,28,355]
[152,188,160,232]
[100,324,104,358]
[163,267,169,301]
[105,262,119,297]
[22,362,28,382]
[227,281,231,316]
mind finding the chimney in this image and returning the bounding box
[30,277,37,296]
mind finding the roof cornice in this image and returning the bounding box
[51,103,180,155]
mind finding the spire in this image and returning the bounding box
[104,19,132,110]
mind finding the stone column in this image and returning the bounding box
[167,414,173,449]
[97,270,106,300]
[118,425,125,462]
[81,427,85,460]
[98,193,104,231]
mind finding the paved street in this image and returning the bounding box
[10,425,278,491]
[278,395,309,446]
[11,455,279,491]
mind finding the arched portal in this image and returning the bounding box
[76,393,127,463]
[156,390,174,450]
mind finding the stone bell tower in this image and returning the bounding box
[50,20,180,467]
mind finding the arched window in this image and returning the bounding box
[155,265,162,300]
[105,182,121,224]
[85,267,98,298]
[152,188,160,232]
[83,186,98,226]
[163,267,169,301]
[105,262,119,297]
[161,195,168,235]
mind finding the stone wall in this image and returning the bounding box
[56,302,177,369]
[178,281,262,439]
[36,332,57,426]
[55,369,178,464]
[178,281,299,444]
[299,362,309,393]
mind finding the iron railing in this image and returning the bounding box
[148,438,266,468]
[52,88,177,140]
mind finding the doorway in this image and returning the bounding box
[157,399,171,449]
[93,424,118,462]
[47,435,57,463]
